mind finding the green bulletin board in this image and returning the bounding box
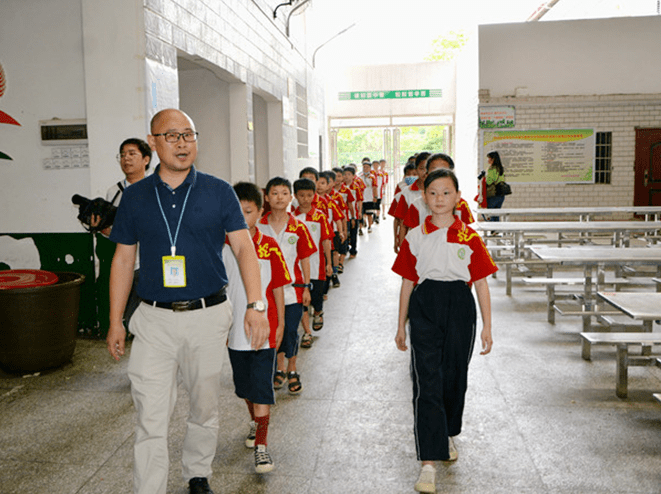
[481,129,595,184]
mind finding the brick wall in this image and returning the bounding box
[479,93,661,216]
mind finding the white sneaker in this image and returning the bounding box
[414,464,436,493]
[447,436,458,461]
[254,444,274,473]
[245,421,256,448]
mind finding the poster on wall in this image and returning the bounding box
[479,106,514,129]
[481,129,595,184]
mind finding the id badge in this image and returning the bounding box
[163,256,186,287]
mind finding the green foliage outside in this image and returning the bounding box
[425,31,468,62]
[337,126,449,171]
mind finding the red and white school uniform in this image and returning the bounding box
[392,180,423,220]
[224,230,291,350]
[293,207,333,281]
[257,213,317,305]
[391,216,497,462]
[336,183,355,220]
[403,196,475,230]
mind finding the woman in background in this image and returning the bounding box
[485,151,505,221]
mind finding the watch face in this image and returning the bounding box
[250,300,266,312]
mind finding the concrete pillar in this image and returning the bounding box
[81,0,148,197]
[229,83,253,183]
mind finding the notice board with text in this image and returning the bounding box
[481,129,595,184]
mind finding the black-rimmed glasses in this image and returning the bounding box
[152,131,199,143]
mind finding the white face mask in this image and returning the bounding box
[404,176,416,186]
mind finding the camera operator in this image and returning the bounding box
[92,138,151,328]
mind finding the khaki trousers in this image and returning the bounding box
[128,300,232,494]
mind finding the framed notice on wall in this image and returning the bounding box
[481,129,595,184]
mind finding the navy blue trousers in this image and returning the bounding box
[408,280,476,461]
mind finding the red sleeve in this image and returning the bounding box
[393,195,410,220]
[391,238,419,283]
[394,184,401,195]
[267,240,292,289]
[457,199,475,224]
[346,189,355,203]
[403,203,420,229]
[320,214,333,241]
[387,196,399,217]
[296,221,318,259]
[467,232,498,282]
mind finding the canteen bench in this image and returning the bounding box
[579,332,661,398]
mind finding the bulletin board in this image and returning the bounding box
[481,129,595,184]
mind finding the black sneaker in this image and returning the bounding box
[189,477,213,494]
[332,274,340,288]
[254,444,274,473]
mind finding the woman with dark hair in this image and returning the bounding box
[485,151,506,220]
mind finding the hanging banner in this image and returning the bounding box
[481,129,595,184]
[339,89,442,101]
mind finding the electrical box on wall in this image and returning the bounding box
[40,119,87,145]
[39,119,89,169]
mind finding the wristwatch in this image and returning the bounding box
[246,300,266,312]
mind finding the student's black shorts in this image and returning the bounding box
[333,231,347,254]
[228,348,277,405]
[363,201,376,213]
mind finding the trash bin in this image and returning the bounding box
[0,271,85,373]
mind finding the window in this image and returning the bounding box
[594,131,612,184]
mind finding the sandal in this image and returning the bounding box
[300,333,313,348]
[337,263,344,274]
[273,370,286,389]
[287,372,302,395]
[313,311,324,331]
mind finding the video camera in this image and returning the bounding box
[71,194,117,233]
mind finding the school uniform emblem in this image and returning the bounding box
[288,236,297,244]
[458,248,466,260]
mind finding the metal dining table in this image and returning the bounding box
[477,221,661,259]
[478,206,661,222]
[529,246,661,330]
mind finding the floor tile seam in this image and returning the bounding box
[72,432,135,494]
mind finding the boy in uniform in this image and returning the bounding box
[393,152,430,251]
[342,166,363,257]
[332,167,354,272]
[258,177,317,395]
[293,179,333,345]
[223,182,290,474]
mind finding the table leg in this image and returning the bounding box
[581,337,591,361]
[616,344,628,399]
[642,320,653,356]
[583,265,593,332]
[506,263,512,296]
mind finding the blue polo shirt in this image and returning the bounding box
[110,165,247,302]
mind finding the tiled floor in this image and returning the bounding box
[1,221,661,493]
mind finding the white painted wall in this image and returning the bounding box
[480,16,661,98]
[0,0,89,233]
[454,32,480,211]
[179,66,231,181]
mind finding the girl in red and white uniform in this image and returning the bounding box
[392,168,496,494]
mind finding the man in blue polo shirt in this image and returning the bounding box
[107,109,269,494]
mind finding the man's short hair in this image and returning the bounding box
[265,176,292,194]
[233,181,263,209]
[299,167,319,180]
[426,153,455,170]
[120,138,152,170]
[293,178,316,194]
[343,165,356,175]
[361,156,371,163]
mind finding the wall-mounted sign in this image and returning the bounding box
[339,89,442,101]
[481,129,595,184]
[479,106,515,129]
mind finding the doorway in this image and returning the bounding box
[634,128,661,206]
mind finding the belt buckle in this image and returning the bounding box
[172,300,191,312]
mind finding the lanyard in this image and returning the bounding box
[155,180,193,257]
